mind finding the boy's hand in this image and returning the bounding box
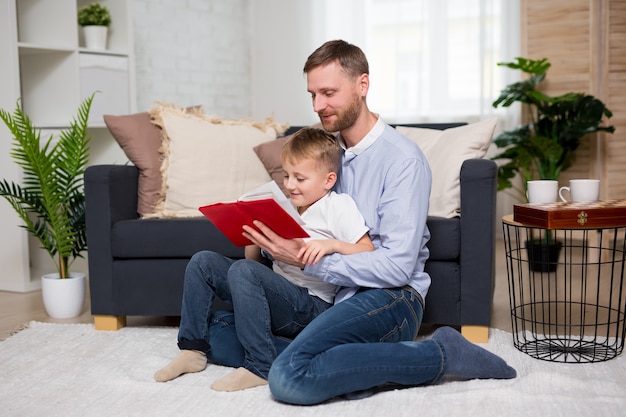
[298,240,335,266]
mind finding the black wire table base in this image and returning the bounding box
[515,336,621,363]
[511,301,624,362]
[503,219,626,363]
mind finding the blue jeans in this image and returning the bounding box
[268,286,445,405]
[177,251,331,378]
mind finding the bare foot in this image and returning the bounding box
[154,350,207,382]
[210,367,268,392]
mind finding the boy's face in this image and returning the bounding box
[306,61,366,133]
[282,157,336,212]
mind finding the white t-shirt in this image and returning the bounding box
[273,191,369,303]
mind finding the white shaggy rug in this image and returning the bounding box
[0,322,624,417]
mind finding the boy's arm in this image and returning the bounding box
[299,233,374,266]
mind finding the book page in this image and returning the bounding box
[239,181,304,224]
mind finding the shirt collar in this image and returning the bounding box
[339,116,385,161]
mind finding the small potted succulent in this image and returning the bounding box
[78,2,112,50]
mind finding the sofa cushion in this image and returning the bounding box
[110,212,457,262]
[103,111,165,217]
[147,103,287,218]
[395,118,497,218]
[111,218,244,259]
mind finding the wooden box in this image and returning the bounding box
[513,199,626,229]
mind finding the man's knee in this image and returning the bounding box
[268,354,315,405]
[268,356,297,403]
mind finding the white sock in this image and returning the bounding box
[154,350,207,382]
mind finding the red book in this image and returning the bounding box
[198,181,309,247]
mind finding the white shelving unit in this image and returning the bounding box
[17,0,134,127]
[0,0,136,292]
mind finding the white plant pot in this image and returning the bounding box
[82,25,108,50]
[41,273,86,319]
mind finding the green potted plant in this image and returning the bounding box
[0,93,95,318]
[78,2,112,50]
[491,57,614,199]
[491,57,615,271]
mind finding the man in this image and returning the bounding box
[243,39,516,405]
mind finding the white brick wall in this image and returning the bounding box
[130,0,250,118]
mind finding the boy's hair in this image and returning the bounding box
[303,39,369,80]
[281,128,341,174]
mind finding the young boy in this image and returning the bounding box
[155,127,374,391]
[246,127,374,303]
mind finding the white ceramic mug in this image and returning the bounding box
[559,179,600,202]
[526,180,558,204]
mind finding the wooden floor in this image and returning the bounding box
[0,239,514,339]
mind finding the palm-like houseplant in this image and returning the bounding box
[491,57,615,201]
[0,93,94,279]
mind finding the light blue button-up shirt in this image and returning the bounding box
[306,117,432,303]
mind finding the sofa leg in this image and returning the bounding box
[461,325,489,343]
[94,315,127,331]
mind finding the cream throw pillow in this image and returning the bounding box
[396,118,498,218]
[148,103,286,218]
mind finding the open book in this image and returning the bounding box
[198,181,309,247]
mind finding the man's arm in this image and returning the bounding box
[306,155,431,290]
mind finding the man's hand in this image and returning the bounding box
[243,221,306,267]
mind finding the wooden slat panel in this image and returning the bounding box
[521,0,626,200]
[522,0,594,189]
[605,0,626,199]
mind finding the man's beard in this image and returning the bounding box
[319,96,361,132]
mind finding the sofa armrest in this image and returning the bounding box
[459,158,498,326]
[85,165,140,224]
[85,165,139,314]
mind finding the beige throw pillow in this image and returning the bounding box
[147,103,286,218]
[395,118,498,218]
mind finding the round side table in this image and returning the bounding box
[502,214,626,363]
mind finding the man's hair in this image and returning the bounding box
[281,128,341,174]
[303,39,369,79]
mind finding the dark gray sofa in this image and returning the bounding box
[84,123,498,342]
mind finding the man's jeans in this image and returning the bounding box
[177,251,330,378]
[268,286,445,405]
